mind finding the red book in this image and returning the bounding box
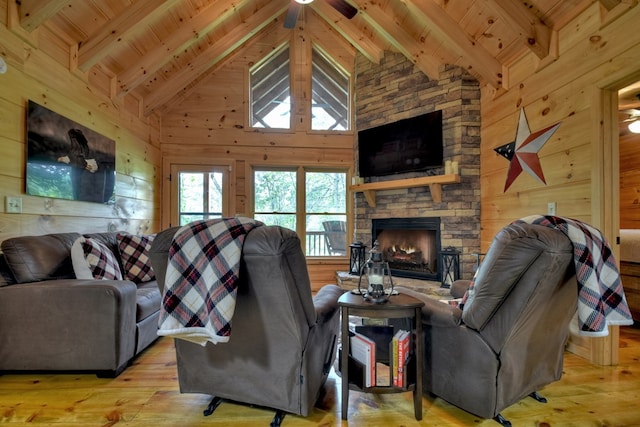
[397,330,409,388]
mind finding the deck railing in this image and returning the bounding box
[306,231,346,256]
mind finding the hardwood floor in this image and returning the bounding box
[1,326,640,426]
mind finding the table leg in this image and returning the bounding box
[414,307,423,420]
[341,306,349,420]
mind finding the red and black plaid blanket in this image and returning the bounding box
[459,216,633,336]
[517,215,632,336]
[157,218,262,346]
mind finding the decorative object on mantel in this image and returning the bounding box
[349,242,366,275]
[440,247,460,289]
[494,108,561,192]
[353,240,395,303]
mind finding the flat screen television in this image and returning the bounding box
[357,110,443,178]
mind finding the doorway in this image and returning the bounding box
[619,81,640,229]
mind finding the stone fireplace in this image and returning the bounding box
[372,217,440,281]
[353,53,481,284]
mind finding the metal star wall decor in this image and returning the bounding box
[494,108,561,192]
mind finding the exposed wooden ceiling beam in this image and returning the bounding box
[599,0,638,26]
[599,0,622,11]
[116,0,250,97]
[401,0,503,90]
[483,0,552,60]
[143,1,288,115]
[310,0,383,64]
[77,0,181,72]
[351,0,442,81]
[18,0,70,33]
[157,28,290,117]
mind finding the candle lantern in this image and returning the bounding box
[355,240,394,303]
[440,247,460,289]
[349,242,366,275]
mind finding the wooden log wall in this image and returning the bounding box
[160,14,355,290]
[480,3,640,365]
[0,4,160,242]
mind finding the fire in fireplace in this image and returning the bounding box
[372,217,441,281]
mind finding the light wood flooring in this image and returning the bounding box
[1,326,640,426]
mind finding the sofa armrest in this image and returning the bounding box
[312,284,343,325]
[395,286,462,328]
[0,279,138,373]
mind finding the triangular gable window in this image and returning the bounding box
[311,47,349,131]
[250,46,291,129]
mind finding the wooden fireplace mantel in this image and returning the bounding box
[349,174,461,207]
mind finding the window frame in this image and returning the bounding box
[251,165,350,258]
[311,45,351,131]
[248,43,292,130]
[247,41,353,134]
[168,163,231,228]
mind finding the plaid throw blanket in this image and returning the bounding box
[157,218,262,346]
[516,215,633,337]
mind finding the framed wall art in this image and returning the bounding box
[25,100,116,204]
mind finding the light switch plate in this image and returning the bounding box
[6,196,22,214]
[547,202,556,216]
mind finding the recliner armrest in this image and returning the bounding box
[395,286,462,328]
[420,297,462,327]
[312,284,343,325]
[451,279,471,299]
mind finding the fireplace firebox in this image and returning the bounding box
[371,217,441,281]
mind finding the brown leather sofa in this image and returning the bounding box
[397,222,578,426]
[150,224,343,426]
[0,232,161,377]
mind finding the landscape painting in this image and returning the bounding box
[26,100,116,204]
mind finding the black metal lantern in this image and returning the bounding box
[349,242,366,275]
[440,247,460,289]
[354,240,394,304]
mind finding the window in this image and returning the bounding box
[170,165,228,227]
[250,46,291,129]
[311,47,350,131]
[306,171,347,256]
[249,44,351,131]
[253,167,347,256]
[253,169,297,228]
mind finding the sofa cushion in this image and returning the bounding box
[136,281,161,321]
[1,233,81,283]
[71,237,124,280]
[117,233,156,283]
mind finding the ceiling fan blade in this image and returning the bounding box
[284,2,301,29]
[326,0,358,19]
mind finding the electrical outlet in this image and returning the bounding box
[547,202,556,216]
[5,196,22,214]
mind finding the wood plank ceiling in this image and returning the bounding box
[10,0,637,117]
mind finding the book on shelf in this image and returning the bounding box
[350,332,375,387]
[355,325,394,362]
[392,329,401,387]
[392,329,410,387]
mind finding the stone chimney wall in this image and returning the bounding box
[354,52,481,280]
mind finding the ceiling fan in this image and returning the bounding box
[619,108,640,134]
[284,0,358,29]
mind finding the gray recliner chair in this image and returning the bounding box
[149,224,343,426]
[397,222,578,426]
